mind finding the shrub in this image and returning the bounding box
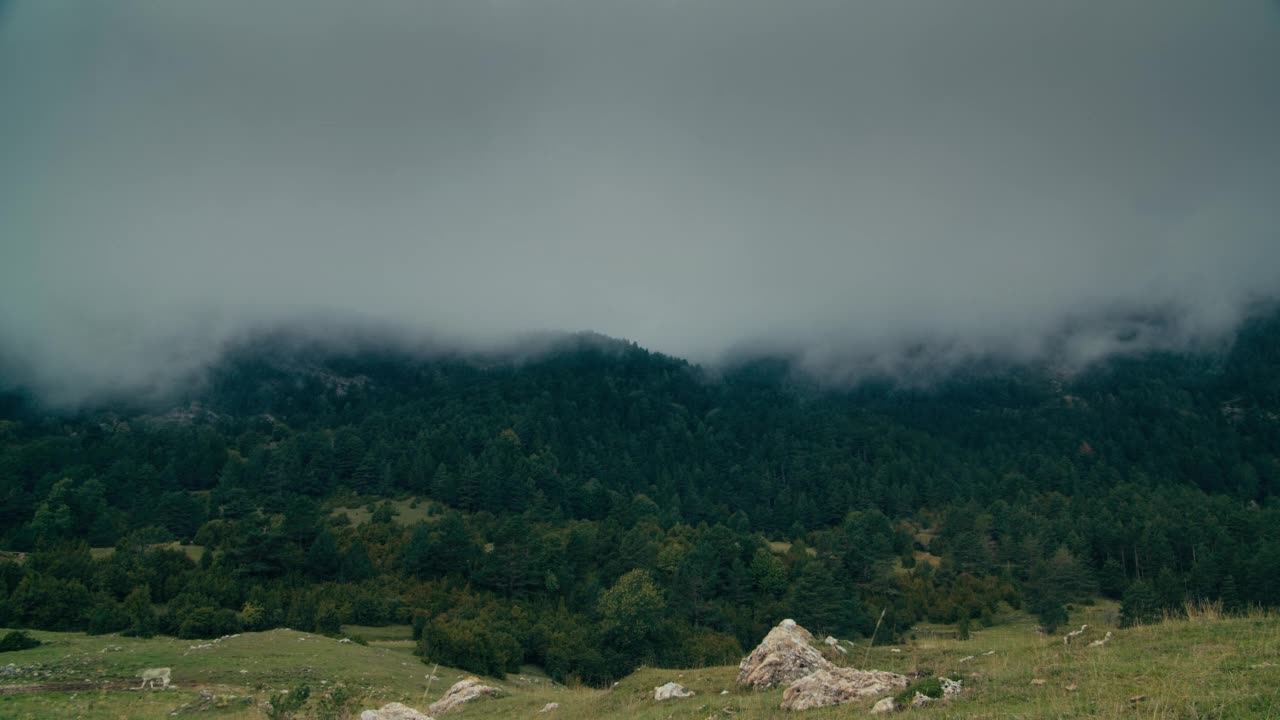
[316,683,362,720]
[895,674,961,705]
[0,630,41,652]
[267,684,311,720]
[178,606,241,639]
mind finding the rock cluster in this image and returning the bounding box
[736,619,831,689]
[780,668,910,711]
[737,619,913,711]
[359,701,434,720]
[427,677,499,716]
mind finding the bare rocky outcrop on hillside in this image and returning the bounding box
[736,619,830,689]
[738,619,911,711]
[427,677,499,716]
[780,668,910,711]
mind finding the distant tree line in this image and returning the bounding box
[1,312,1279,682]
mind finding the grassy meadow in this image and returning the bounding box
[2,602,1277,719]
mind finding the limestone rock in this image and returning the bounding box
[911,691,932,708]
[736,619,832,689]
[870,696,899,714]
[940,677,962,698]
[539,702,559,712]
[654,681,694,700]
[1088,631,1114,648]
[779,667,910,711]
[427,677,499,716]
[359,702,434,720]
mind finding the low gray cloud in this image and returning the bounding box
[2,1,1279,403]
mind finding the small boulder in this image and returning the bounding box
[911,691,933,708]
[428,677,499,716]
[870,696,899,714]
[940,677,962,698]
[737,619,832,689]
[539,702,559,712]
[359,702,434,720]
[654,682,694,701]
[780,668,910,711]
[1030,679,1047,686]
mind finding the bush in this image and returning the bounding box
[420,615,522,678]
[895,674,961,705]
[316,683,362,720]
[267,684,311,720]
[0,630,41,652]
[178,606,241,639]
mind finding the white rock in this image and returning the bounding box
[654,682,694,701]
[428,677,499,716]
[539,702,559,712]
[780,668,911,711]
[940,677,962,698]
[870,696,899,714]
[737,619,831,689]
[359,702,433,720]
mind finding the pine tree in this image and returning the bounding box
[305,529,341,582]
[1220,575,1243,615]
[1098,557,1128,599]
[1120,580,1161,627]
[340,538,374,582]
[122,585,157,638]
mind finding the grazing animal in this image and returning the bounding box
[1063,624,1089,645]
[138,667,171,690]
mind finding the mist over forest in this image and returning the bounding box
[2,1,1280,708]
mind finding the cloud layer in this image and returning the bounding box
[3,1,1279,402]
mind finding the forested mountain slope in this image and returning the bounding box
[1,311,1278,684]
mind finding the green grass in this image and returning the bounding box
[89,542,205,562]
[3,604,1279,719]
[331,497,437,527]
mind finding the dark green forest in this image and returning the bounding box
[2,311,1279,683]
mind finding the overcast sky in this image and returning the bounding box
[2,1,1279,401]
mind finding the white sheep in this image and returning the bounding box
[138,667,171,690]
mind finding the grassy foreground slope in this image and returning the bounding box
[2,606,1278,719]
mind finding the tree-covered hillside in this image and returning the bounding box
[1,312,1279,684]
